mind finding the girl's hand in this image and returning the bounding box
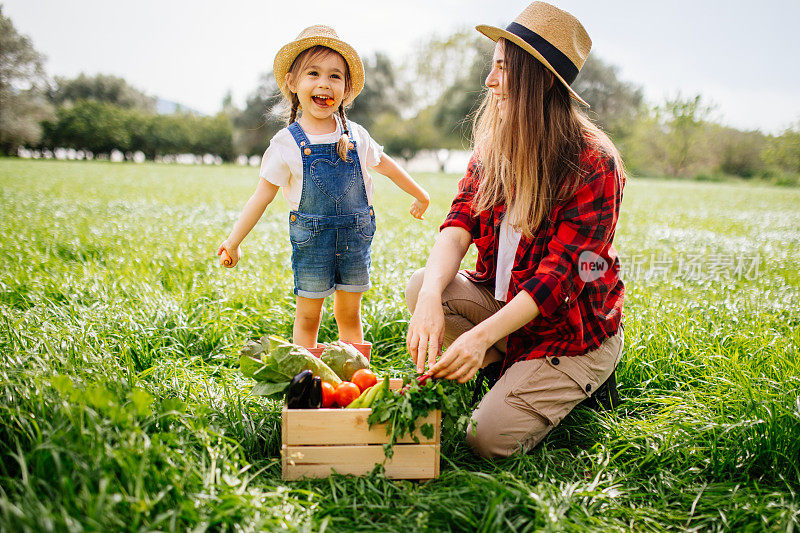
[428,328,491,384]
[407,293,445,373]
[217,241,241,268]
[410,194,430,220]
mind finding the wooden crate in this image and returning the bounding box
[281,378,441,480]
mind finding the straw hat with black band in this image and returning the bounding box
[476,1,592,107]
[273,25,365,106]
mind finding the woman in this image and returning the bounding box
[405,2,626,458]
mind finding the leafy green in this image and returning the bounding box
[271,342,341,385]
[321,340,369,380]
[252,381,291,397]
[238,335,342,400]
[367,374,466,458]
[252,359,291,382]
[239,354,264,379]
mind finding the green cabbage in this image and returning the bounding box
[239,335,341,398]
[321,340,369,381]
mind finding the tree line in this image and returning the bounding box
[1,7,798,183]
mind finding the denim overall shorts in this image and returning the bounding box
[286,121,376,299]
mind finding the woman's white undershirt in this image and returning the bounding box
[494,211,523,302]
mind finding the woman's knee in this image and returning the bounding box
[465,417,509,458]
[465,410,549,458]
[404,267,426,313]
[465,413,520,458]
[465,362,554,458]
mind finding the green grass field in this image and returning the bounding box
[1,158,799,532]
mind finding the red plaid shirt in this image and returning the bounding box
[440,145,625,363]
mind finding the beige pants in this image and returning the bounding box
[405,268,623,458]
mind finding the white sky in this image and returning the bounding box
[4,0,799,134]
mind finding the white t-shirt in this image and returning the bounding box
[259,116,384,210]
[494,211,523,302]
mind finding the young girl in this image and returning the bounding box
[406,2,625,457]
[218,25,430,350]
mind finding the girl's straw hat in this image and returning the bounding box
[273,25,365,106]
[476,2,591,106]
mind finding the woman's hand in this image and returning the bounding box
[407,293,445,373]
[409,194,430,220]
[217,241,241,268]
[428,328,492,383]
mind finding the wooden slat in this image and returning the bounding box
[433,410,441,478]
[281,407,288,479]
[283,408,439,445]
[282,444,439,480]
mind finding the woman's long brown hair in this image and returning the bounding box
[471,38,623,237]
[286,45,353,161]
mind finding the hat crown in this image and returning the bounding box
[514,1,591,69]
[295,24,340,41]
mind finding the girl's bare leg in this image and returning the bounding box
[333,290,363,344]
[293,296,325,348]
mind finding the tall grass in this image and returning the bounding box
[1,159,799,531]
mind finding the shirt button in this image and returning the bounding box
[304,148,311,155]
[564,296,570,303]
[551,357,559,366]
[585,384,592,393]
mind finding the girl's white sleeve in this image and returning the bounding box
[258,133,291,187]
[353,122,384,167]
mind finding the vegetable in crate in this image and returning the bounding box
[347,375,389,408]
[308,377,322,409]
[351,369,378,392]
[239,334,341,399]
[286,370,314,409]
[368,374,463,458]
[321,340,369,381]
[321,381,336,408]
[333,381,361,407]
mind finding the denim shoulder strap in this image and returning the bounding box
[287,121,310,149]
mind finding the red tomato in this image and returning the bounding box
[351,369,378,392]
[321,381,336,408]
[334,382,361,407]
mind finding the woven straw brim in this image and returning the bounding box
[273,36,365,106]
[476,24,589,107]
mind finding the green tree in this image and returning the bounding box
[655,94,715,176]
[710,126,766,178]
[233,72,284,156]
[194,113,235,160]
[431,54,490,149]
[348,52,404,131]
[143,113,195,157]
[0,6,53,154]
[411,30,493,148]
[572,55,644,144]
[409,30,491,110]
[372,108,440,162]
[49,73,156,112]
[43,100,133,153]
[762,123,800,174]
